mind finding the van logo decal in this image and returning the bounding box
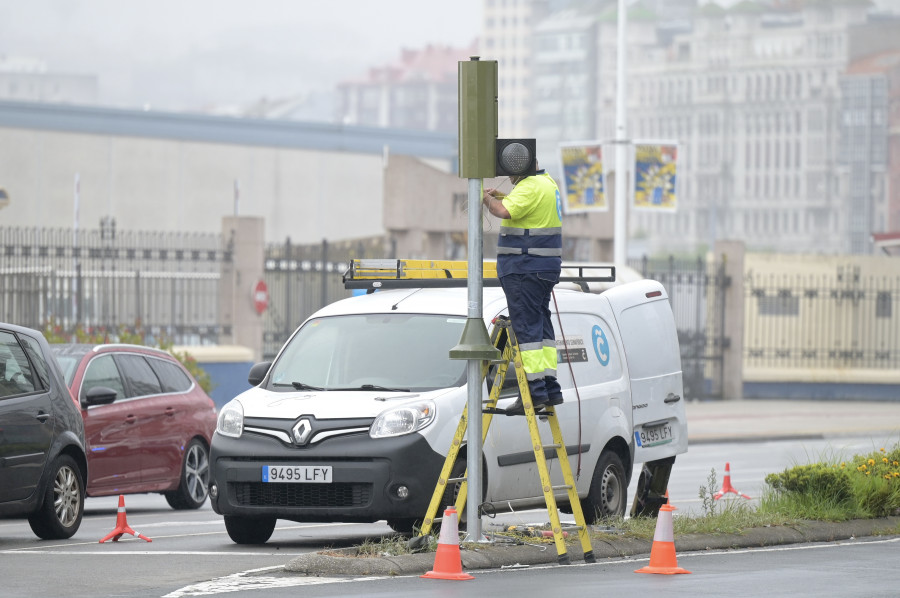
[292,418,313,445]
[592,325,610,366]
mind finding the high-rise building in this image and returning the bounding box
[481,0,900,256]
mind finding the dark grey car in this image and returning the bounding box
[0,323,88,539]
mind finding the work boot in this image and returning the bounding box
[505,394,548,416]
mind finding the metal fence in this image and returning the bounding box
[0,226,230,344]
[629,255,728,399]
[262,237,389,359]
[744,269,900,371]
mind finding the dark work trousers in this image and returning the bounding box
[499,271,561,402]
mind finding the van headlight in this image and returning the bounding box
[370,401,436,438]
[217,400,244,438]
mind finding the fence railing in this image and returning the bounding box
[0,226,230,344]
[629,255,728,399]
[744,271,899,371]
[262,237,389,359]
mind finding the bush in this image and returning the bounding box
[764,463,853,503]
[764,444,900,519]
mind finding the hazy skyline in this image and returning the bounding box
[0,0,481,112]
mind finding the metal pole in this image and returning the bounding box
[464,176,486,543]
[614,0,628,265]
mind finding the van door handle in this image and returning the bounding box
[125,415,137,424]
[664,393,681,404]
[165,407,175,417]
[35,412,51,423]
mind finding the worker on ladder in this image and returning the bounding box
[482,162,563,415]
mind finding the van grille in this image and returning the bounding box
[230,482,372,508]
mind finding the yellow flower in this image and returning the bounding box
[840,462,846,468]
[858,465,867,471]
[866,471,870,476]
[894,472,899,478]
[893,461,899,467]
[868,459,876,466]
[884,458,889,464]
[886,475,893,480]
[880,447,885,452]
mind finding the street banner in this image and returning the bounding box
[558,142,608,214]
[633,141,678,212]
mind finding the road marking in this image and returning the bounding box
[162,566,388,597]
[1,521,364,551]
[0,550,302,556]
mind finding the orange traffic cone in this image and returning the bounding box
[421,507,473,581]
[714,462,751,500]
[635,503,690,575]
[99,495,152,543]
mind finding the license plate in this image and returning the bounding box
[635,423,674,448]
[262,465,332,483]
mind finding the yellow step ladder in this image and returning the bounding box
[418,317,595,565]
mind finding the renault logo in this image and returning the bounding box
[292,418,312,445]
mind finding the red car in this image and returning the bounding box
[51,343,217,509]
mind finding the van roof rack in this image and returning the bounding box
[343,259,615,292]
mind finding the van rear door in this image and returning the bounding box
[604,281,688,462]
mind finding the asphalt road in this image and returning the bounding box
[1,433,898,597]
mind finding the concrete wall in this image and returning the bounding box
[0,127,386,243]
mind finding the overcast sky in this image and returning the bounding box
[0,0,481,112]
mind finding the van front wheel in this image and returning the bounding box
[581,450,627,524]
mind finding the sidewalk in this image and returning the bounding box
[686,398,900,444]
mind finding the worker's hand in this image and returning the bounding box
[482,188,505,204]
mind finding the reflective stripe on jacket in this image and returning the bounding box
[497,171,563,277]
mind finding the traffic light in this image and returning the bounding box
[495,138,537,178]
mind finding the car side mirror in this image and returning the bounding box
[83,385,118,407]
[248,361,272,387]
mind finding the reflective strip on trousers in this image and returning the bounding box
[521,344,559,378]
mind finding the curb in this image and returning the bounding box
[284,516,900,576]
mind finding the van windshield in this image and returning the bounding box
[267,313,468,392]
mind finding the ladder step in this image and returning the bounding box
[447,476,466,483]
[551,484,573,491]
[542,443,562,451]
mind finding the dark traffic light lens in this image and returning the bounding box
[498,142,532,176]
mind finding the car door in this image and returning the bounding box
[79,353,143,490]
[114,353,176,484]
[0,330,52,502]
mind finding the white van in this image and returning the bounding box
[209,277,688,544]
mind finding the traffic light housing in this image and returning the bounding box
[495,138,537,178]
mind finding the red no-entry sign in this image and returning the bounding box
[252,280,269,315]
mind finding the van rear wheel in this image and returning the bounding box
[581,450,627,524]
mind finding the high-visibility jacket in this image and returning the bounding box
[497,171,563,277]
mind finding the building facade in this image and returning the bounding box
[481,0,900,256]
[337,43,477,133]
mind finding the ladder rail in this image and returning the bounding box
[419,319,596,565]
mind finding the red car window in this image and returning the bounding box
[115,354,163,397]
[146,358,192,393]
[82,354,127,402]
